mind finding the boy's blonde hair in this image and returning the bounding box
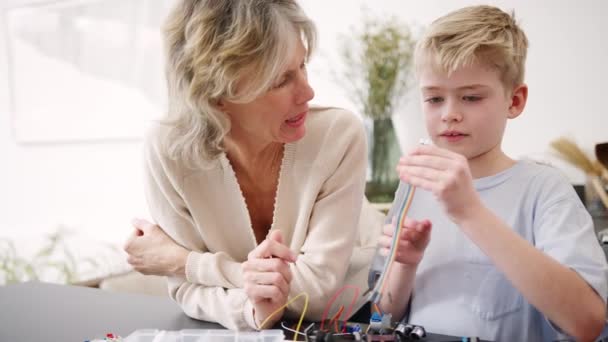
[415,5,528,90]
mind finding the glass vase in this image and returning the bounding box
[365,117,401,203]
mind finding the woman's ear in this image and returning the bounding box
[215,98,225,110]
[508,84,528,119]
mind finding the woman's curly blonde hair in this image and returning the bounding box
[162,0,316,167]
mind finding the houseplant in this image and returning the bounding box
[0,228,120,285]
[337,16,416,202]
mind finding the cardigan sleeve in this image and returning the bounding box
[285,112,368,320]
[142,125,256,329]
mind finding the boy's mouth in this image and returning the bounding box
[440,130,468,142]
[440,130,467,137]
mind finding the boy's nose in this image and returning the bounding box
[441,103,463,122]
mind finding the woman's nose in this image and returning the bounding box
[295,72,314,104]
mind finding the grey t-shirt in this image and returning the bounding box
[370,160,608,341]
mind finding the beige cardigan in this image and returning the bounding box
[143,107,384,330]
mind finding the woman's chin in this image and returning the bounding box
[280,127,306,143]
[279,122,307,143]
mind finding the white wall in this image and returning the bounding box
[1,0,607,243]
[0,4,149,243]
[301,0,608,181]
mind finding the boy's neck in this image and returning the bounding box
[468,148,516,179]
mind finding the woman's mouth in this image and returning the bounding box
[285,112,307,127]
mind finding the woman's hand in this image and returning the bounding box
[242,230,297,329]
[124,218,190,277]
[378,217,432,267]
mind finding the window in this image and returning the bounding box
[5,0,174,143]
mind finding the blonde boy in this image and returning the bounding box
[374,5,607,341]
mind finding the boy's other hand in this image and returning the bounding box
[397,144,482,224]
[378,217,432,266]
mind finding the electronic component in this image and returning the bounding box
[409,325,426,339]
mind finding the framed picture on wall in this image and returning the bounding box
[4,0,172,144]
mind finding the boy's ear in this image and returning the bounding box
[508,84,528,119]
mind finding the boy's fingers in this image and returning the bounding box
[405,227,432,249]
[400,217,420,229]
[402,228,420,242]
[382,223,396,236]
[409,144,455,159]
[399,155,452,174]
[397,165,443,183]
[402,225,430,243]
[377,235,393,248]
[416,220,432,232]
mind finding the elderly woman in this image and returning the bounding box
[124,0,382,331]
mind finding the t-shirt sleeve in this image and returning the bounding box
[533,173,608,334]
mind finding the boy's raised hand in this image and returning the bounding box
[378,217,432,266]
[396,144,482,224]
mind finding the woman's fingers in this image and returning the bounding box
[243,256,291,302]
[243,271,289,293]
[248,238,297,262]
[123,230,140,253]
[242,230,297,305]
[131,218,157,234]
[245,283,289,303]
[242,258,293,283]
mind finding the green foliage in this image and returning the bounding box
[0,228,102,285]
[339,16,416,120]
[337,16,416,202]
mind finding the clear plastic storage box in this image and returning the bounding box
[124,329,285,342]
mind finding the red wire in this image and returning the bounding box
[328,305,344,332]
[319,284,360,332]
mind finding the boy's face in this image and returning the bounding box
[418,62,525,163]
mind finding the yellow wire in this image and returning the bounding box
[258,292,309,342]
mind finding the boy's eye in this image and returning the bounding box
[463,95,482,102]
[424,97,443,104]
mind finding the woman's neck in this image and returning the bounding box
[224,135,284,178]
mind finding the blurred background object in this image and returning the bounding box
[1,0,607,290]
[551,138,608,235]
[335,14,415,203]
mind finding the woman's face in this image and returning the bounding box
[220,40,315,146]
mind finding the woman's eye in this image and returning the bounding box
[273,77,290,89]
